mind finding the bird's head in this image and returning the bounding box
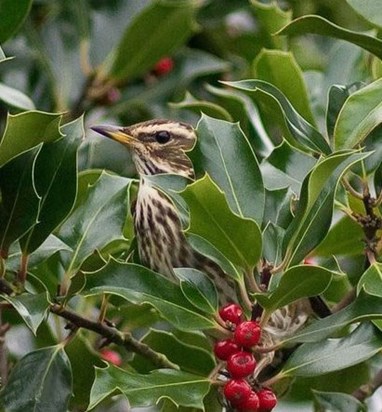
[91,119,196,178]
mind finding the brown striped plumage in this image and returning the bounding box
[92,120,235,303]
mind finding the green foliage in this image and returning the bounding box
[0,0,382,411]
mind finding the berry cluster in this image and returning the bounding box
[214,304,277,412]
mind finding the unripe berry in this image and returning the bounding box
[223,379,252,406]
[219,303,244,325]
[227,351,256,378]
[214,339,241,361]
[234,321,261,348]
[100,349,122,366]
[257,388,277,411]
[238,391,260,411]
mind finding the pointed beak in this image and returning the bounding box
[91,124,135,146]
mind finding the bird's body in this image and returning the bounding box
[92,119,236,302]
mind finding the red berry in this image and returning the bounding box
[234,321,261,348]
[257,388,277,411]
[227,351,256,378]
[238,391,260,411]
[219,303,244,325]
[100,349,122,366]
[214,339,241,360]
[153,57,174,76]
[223,379,252,406]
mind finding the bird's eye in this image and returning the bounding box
[154,130,171,144]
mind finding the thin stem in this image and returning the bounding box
[18,254,29,284]
[49,304,179,370]
[341,177,363,200]
[352,368,382,401]
[260,372,284,387]
[238,281,253,312]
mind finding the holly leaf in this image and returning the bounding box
[130,329,215,375]
[225,79,331,155]
[282,151,370,267]
[277,14,382,60]
[0,146,42,257]
[256,265,332,311]
[181,174,262,270]
[285,291,382,344]
[174,268,219,314]
[20,116,83,253]
[0,345,72,412]
[281,323,382,377]
[82,260,216,331]
[313,390,367,412]
[56,172,130,276]
[107,1,196,81]
[192,115,264,225]
[1,292,50,334]
[88,366,210,410]
[0,111,62,167]
[334,78,382,150]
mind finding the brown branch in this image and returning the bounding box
[352,368,382,401]
[49,304,179,370]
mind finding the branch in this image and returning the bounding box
[49,304,179,370]
[352,368,382,401]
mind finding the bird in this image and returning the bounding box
[91,119,236,303]
[91,119,330,326]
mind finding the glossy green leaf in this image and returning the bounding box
[357,263,382,297]
[88,366,210,410]
[334,78,382,150]
[282,323,382,377]
[0,345,72,412]
[108,1,196,81]
[251,0,291,46]
[174,268,218,314]
[0,82,35,110]
[326,83,364,140]
[2,292,49,334]
[82,260,216,331]
[192,115,265,225]
[313,215,364,257]
[226,80,331,155]
[206,84,274,158]
[181,175,262,270]
[187,234,242,282]
[56,172,130,276]
[256,265,332,311]
[283,151,370,267]
[130,329,215,375]
[263,187,294,229]
[0,111,62,167]
[261,140,316,193]
[253,49,315,124]
[0,146,41,257]
[20,117,83,253]
[7,235,71,272]
[285,291,382,344]
[65,335,104,408]
[277,15,382,60]
[346,0,382,28]
[262,223,285,266]
[313,390,367,412]
[171,91,232,121]
[0,0,32,43]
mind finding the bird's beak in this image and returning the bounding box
[91,124,135,146]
